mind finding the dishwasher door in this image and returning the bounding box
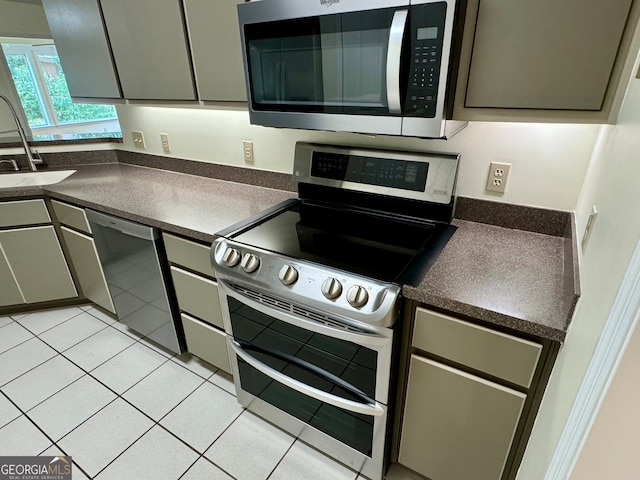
[86,210,183,354]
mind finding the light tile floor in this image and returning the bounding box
[0,306,368,480]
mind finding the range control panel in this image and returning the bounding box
[405,2,447,118]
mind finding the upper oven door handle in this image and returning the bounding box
[230,340,385,417]
[217,280,391,349]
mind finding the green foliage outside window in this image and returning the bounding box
[6,54,47,127]
[38,55,117,124]
[6,52,117,128]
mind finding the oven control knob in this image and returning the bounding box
[222,248,241,267]
[279,265,299,286]
[321,277,343,299]
[241,253,260,273]
[347,285,369,308]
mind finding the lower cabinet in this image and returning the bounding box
[399,355,526,480]
[163,232,231,374]
[51,200,115,314]
[0,225,77,304]
[0,245,24,306]
[397,307,545,480]
[60,226,115,313]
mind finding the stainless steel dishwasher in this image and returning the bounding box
[86,210,184,354]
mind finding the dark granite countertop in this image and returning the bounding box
[0,163,578,342]
[403,220,576,342]
[0,164,295,244]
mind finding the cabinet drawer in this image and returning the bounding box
[170,266,223,329]
[0,199,51,227]
[163,233,214,277]
[52,200,92,234]
[413,308,542,389]
[181,313,231,374]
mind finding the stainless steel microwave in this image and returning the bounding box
[237,0,466,139]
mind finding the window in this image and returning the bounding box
[1,39,121,138]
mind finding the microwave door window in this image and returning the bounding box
[250,37,324,105]
[245,10,396,115]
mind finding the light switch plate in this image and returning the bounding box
[132,130,146,149]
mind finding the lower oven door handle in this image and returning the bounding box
[238,341,374,406]
[230,340,385,417]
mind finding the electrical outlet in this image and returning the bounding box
[243,140,254,163]
[132,130,146,149]
[160,133,171,153]
[486,162,511,193]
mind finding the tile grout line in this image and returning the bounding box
[1,307,262,480]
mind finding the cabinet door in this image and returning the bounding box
[184,0,246,102]
[0,245,24,307]
[0,226,77,304]
[61,227,115,314]
[399,355,526,480]
[100,0,196,100]
[41,0,122,99]
[464,0,633,111]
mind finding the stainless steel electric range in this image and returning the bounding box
[211,142,460,480]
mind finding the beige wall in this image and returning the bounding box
[516,45,640,480]
[115,104,601,211]
[569,300,640,479]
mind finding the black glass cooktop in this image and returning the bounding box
[230,201,455,286]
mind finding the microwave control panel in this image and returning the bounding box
[404,2,447,118]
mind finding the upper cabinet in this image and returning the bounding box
[184,0,246,102]
[100,0,197,101]
[41,0,122,100]
[453,0,640,123]
[42,0,640,123]
[42,0,246,103]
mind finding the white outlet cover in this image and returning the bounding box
[486,162,511,193]
[160,133,171,153]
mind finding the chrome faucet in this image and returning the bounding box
[0,93,38,171]
[0,159,19,171]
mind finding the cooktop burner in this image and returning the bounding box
[231,200,454,286]
[212,142,460,325]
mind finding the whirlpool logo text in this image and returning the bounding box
[320,0,340,6]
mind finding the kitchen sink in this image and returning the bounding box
[0,170,76,189]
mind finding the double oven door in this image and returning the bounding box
[217,279,394,480]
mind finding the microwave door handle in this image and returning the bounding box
[230,340,385,417]
[386,9,408,114]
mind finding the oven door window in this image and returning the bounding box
[229,297,378,455]
[244,9,397,115]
